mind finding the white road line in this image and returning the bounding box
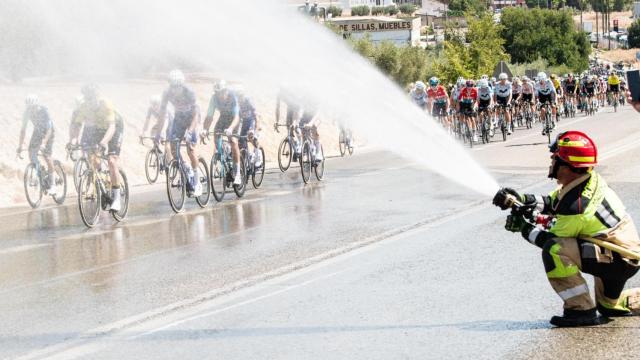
[0,244,50,255]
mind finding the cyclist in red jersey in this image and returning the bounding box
[426,77,450,130]
[457,79,479,142]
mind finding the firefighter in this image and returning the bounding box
[493,130,640,327]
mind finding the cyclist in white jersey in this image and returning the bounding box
[410,81,428,110]
[494,73,513,134]
[535,72,558,135]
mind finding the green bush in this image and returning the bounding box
[371,6,384,15]
[629,19,640,48]
[386,5,399,15]
[398,4,417,14]
[351,5,371,16]
[327,5,343,18]
[500,7,590,72]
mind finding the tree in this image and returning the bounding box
[466,13,510,76]
[398,4,417,14]
[437,13,509,83]
[500,7,590,72]
[629,19,640,48]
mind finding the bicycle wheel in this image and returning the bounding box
[78,171,101,228]
[314,144,325,181]
[166,160,186,213]
[195,157,211,208]
[210,154,225,202]
[500,114,507,142]
[24,163,43,209]
[73,158,89,193]
[277,138,292,172]
[51,160,67,205]
[466,122,474,148]
[252,147,266,189]
[233,149,248,198]
[145,149,160,184]
[339,132,346,157]
[111,169,129,222]
[300,141,312,183]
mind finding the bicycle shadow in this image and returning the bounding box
[506,142,549,148]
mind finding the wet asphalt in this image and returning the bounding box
[2,106,640,359]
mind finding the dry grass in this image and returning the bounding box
[574,11,635,30]
[599,48,637,62]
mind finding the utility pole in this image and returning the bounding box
[607,0,611,49]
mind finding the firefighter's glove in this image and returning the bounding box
[505,213,526,232]
[520,221,536,243]
[493,187,522,210]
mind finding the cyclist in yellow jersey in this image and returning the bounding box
[608,72,621,93]
[69,84,124,211]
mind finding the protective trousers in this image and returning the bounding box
[541,237,640,315]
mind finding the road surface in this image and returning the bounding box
[2,106,640,359]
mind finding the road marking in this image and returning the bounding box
[13,197,496,360]
[0,244,50,255]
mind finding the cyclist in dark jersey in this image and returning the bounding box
[17,94,58,195]
[204,80,242,185]
[236,86,263,168]
[160,69,202,196]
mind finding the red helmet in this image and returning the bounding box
[550,131,598,168]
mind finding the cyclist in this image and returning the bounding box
[477,79,494,136]
[17,94,58,196]
[297,103,322,162]
[535,72,557,135]
[550,74,563,118]
[457,79,478,142]
[235,85,263,168]
[599,76,608,107]
[160,69,202,196]
[426,77,450,126]
[142,95,173,141]
[563,73,578,112]
[477,79,493,114]
[494,73,513,135]
[521,76,535,115]
[275,87,303,159]
[70,84,124,211]
[607,72,621,105]
[511,77,523,121]
[410,81,428,110]
[584,75,599,112]
[204,80,243,185]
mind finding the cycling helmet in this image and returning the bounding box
[481,74,489,81]
[466,79,475,87]
[550,74,557,79]
[513,76,520,82]
[490,77,496,82]
[150,95,161,106]
[214,79,228,92]
[498,73,508,81]
[25,94,39,107]
[456,77,465,87]
[537,72,547,81]
[429,77,439,87]
[522,76,529,82]
[81,84,99,101]
[478,79,489,88]
[415,81,426,91]
[168,69,185,86]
